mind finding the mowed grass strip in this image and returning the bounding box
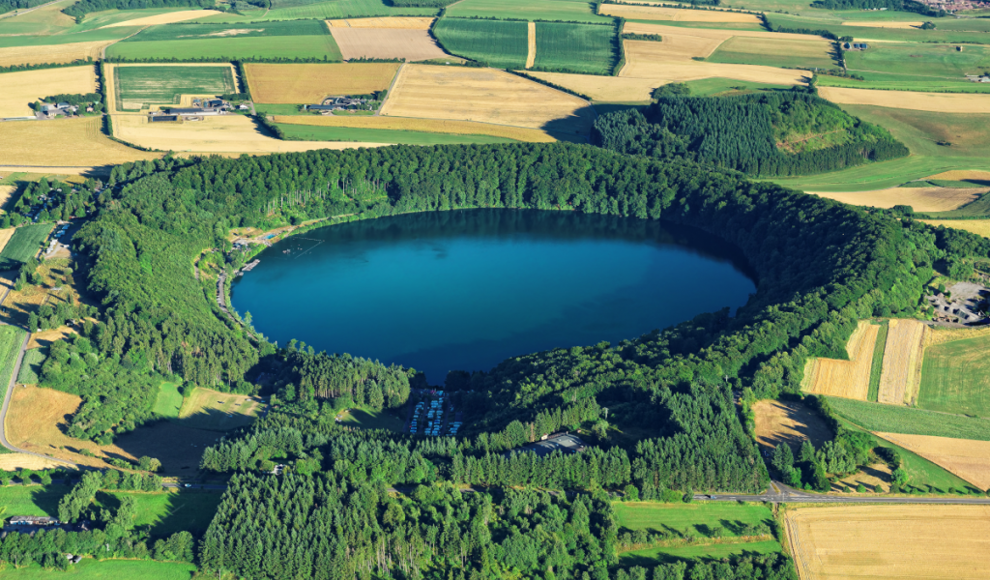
[619,539,781,566]
[446,0,611,23]
[433,18,529,69]
[16,347,46,385]
[108,35,342,61]
[274,114,557,141]
[245,63,398,104]
[867,320,888,402]
[1,559,198,579]
[95,490,224,537]
[0,325,27,408]
[0,224,53,265]
[828,396,990,441]
[533,22,617,75]
[115,65,235,111]
[613,502,774,535]
[918,331,990,418]
[803,320,878,400]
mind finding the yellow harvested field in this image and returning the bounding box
[0,228,13,255]
[0,166,102,175]
[803,320,879,400]
[381,64,595,138]
[600,4,760,22]
[819,86,990,113]
[878,318,927,405]
[921,219,990,239]
[274,114,556,142]
[326,17,434,29]
[0,185,17,212]
[623,21,825,43]
[526,21,536,69]
[876,433,990,490]
[841,20,924,28]
[713,35,832,59]
[927,170,990,182]
[622,26,726,58]
[833,463,891,493]
[528,72,659,102]
[112,114,385,154]
[0,117,157,166]
[926,324,990,348]
[622,41,808,86]
[0,66,96,118]
[809,187,984,212]
[103,9,222,27]
[0,453,61,470]
[753,399,832,453]
[0,41,112,68]
[329,28,448,61]
[245,63,399,104]
[27,327,77,350]
[787,504,990,580]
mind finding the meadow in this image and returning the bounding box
[918,332,990,418]
[533,22,617,75]
[816,43,990,93]
[0,484,73,517]
[619,539,782,566]
[95,490,224,537]
[613,502,774,536]
[273,114,557,141]
[277,122,516,145]
[153,381,184,419]
[244,63,398,104]
[338,407,406,431]
[766,13,990,45]
[433,19,529,70]
[16,347,46,385]
[706,36,835,70]
[196,0,436,23]
[828,396,990,441]
[679,77,793,97]
[1,559,197,580]
[0,223,53,266]
[114,65,235,111]
[176,387,260,431]
[445,0,611,23]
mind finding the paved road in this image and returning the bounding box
[692,480,990,505]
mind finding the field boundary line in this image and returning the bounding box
[377,61,406,116]
[526,22,536,69]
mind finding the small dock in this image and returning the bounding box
[237,259,260,276]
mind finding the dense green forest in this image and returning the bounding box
[810,0,945,16]
[0,0,47,12]
[592,93,908,177]
[62,0,215,18]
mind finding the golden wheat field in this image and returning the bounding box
[803,320,879,400]
[787,504,990,580]
[713,36,833,59]
[329,28,448,61]
[380,64,595,137]
[621,40,809,85]
[104,9,222,27]
[927,170,990,182]
[878,319,928,405]
[0,66,96,118]
[926,324,990,347]
[600,4,760,22]
[273,114,557,142]
[526,21,536,69]
[0,40,111,69]
[921,219,990,239]
[833,463,891,493]
[840,20,924,28]
[0,453,62,470]
[245,63,399,104]
[875,432,990,490]
[326,16,434,28]
[0,117,157,166]
[0,0,75,35]
[0,226,15,254]
[0,185,17,211]
[112,114,384,153]
[622,24,726,58]
[527,72,659,102]
[819,86,990,113]
[809,187,984,212]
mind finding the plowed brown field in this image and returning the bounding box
[803,320,878,400]
[878,319,927,405]
[875,432,990,490]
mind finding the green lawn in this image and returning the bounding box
[446,0,611,23]
[0,484,72,518]
[95,490,223,537]
[433,18,529,69]
[0,223,53,266]
[16,347,46,385]
[533,21,617,75]
[619,539,782,566]
[153,382,184,419]
[0,325,28,404]
[339,407,405,432]
[828,396,990,441]
[613,502,774,536]
[917,334,990,418]
[278,123,516,145]
[254,103,306,116]
[2,559,197,580]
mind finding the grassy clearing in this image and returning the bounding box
[619,539,782,565]
[0,223,51,266]
[918,333,990,418]
[277,122,515,144]
[613,502,774,535]
[446,0,610,23]
[339,407,405,432]
[1,559,197,580]
[245,63,398,104]
[0,484,71,518]
[177,387,260,431]
[433,19,529,70]
[95,490,223,537]
[16,347,46,385]
[867,320,888,402]
[153,382,184,419]
[828,396,990,442]
[825,42,990,94]
[115,65,235,111]
[681,77,792,97]
[533,22,616,75]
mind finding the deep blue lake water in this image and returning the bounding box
[232,210,756,383]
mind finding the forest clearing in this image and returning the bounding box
[802,320,879,400]
[875,432,990,490]
[809,187,984,212]
[786,505,990,580]
[752,399,832,454]
[0,116,157,166]
[273,114,557,142]
[245,63,399,104]
[878,318,927,405]
[819,86,990,113]
[0,65,97,118]
[177,387,262,431]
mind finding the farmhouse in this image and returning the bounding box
[519,433,587,457]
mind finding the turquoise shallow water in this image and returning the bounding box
[232,210,756,383]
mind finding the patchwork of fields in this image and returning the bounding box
[114,64,236,111]
[0,65,96,118]
[803,320,878,400]
[433,19,529,70]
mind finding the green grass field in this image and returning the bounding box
[817,42,990,94]
[95,490,223,537]
[680,78,793,97]
[619,539,782,566]
[917,334,990,418]
[706,36,836,70]
[446,0,611,23]
[922,193,990,219]
[277,122,516,145]
[2,559,197,580]
[115,66,235,111]
[0,224,52,266]
[0,324,28,404]
[0,25,140,48]
[867,320,888,402]
[339,407,405,432]
[16,347,46,385]
[828,396,990,441]
[613,502,774,536]
[152,382,184,419]
[766,13,990,45]
[0,484,71,518]
[433,18,529,69]
[533,22,617,75]
[254,103,306,116]
[196,0,436,23]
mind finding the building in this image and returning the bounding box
[149,115,180,122]
[165,107,221,116]
[305,104,335,111]
[519,433,587,458]
[8,516,59,526]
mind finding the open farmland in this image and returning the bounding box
[918,331,990,417]
[600,4,760,23]
[0,223,51,266]
[0,227,14,254]
[245,63,398,104]
[614,502,774,535]
[803,320,879,400]
[706,35,834,70]
[809,187,984,212]
[819,86,990,113]
[922,219,990,238]
[328,27,446,61]
[828,396,990,441]
[877,318,927,405]
[446,0,611,23]
[274,114,556,141]
[326,17,434,29]
[876,432,990,490]
[1,559,198,579]
[840,20,924,29]
[0,116,157,166]
[114,64,236,111]
[621,39,808,86]
[380,64,596,139]
[0,40,112,69]
[534,22,617,75]
[753,399,832,454]
[433,19,529,70]
[928,170,990,182]
[620,540,782,566]
[0,66,96,119]
[279,120,517,144]
[0,0,75,36]
[526,71,659,102]
[196,0,436,22]
[103,9,224,27]
[787,505,990,580]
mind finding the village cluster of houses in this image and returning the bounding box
[36,102,93,120]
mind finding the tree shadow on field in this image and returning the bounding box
[542,105,597,144]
